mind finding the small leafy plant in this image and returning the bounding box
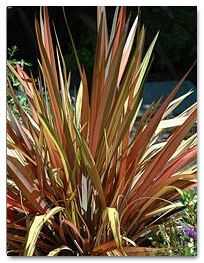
[149,189,197,256]
[7,46,32,117]
[7,7,197,256]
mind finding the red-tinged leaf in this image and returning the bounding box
[35,148,46,197]
[157,146,197,182]
[103,155,118,204]
[7,142,36,166]
[102,90,141,178]
[7,193,33,214]
[35,18,64,144]
[7,62,33,98]
[164,174,197,193]
[81,67,90,140]
[7,74,31,123]
[92,241,163,256]
[133,109,197,199]
[91,23,128,158]
[7,208,17,224]
[38,113,75,192]
[75,132,106,207]
[117,25,144,184]
[169,172,196,183]
[7,65,40,125]
[108,7,119,52]
[131,102,155,142]
[92,240,118,255]
[7,121,26,152]
[103,72,139,156]
[89,13,106,151]
[62,218,86,246]
[7,109,33,152]
[7,156,48,214]
[117,15,138,86]
[111,7,126,60]
[42,7,59,91]
[124,246,167,256]
[97,7,108,56]
[127,62,196,166]
[103,30,155,167]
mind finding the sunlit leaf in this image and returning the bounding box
[24,207,64,256]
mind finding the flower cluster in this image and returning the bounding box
[182,224,197,240]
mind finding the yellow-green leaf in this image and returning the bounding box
[47,245,74,256]
[106,207,126,255]
[24,206,64,256]
[145,202,183,217]
[75,81,83,128]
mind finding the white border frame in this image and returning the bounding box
[1,1,203,262]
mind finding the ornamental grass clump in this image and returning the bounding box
[7,7,197,256]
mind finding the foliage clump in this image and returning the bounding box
[7,7,197,256]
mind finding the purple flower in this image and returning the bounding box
[184,227,197,240]
[181,223,197,240]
